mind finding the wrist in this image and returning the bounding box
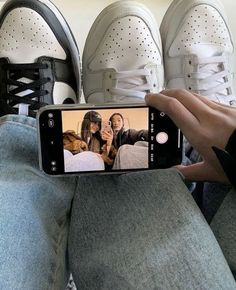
[212,129,236,189]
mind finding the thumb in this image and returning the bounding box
[174,162,225,183]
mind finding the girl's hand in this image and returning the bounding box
[101,130,113,146]
[146,89,236,183]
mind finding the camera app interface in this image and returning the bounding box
[62,107,149,172]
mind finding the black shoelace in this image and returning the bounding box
[1,62,51,116]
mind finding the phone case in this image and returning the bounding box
[37,103,183,176]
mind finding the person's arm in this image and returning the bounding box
[145,89,236,186]
[211,129,236,188]
[128,129,148,144]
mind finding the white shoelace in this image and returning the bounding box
[189,55,235,105]
[110,68,153,100]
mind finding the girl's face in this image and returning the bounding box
[90,121,100,133]
[111,115,123,131]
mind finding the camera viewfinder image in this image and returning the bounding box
[62,107,149,172]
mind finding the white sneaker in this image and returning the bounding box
[161,0,236,106]
[82,0,164,104]
[0,0,81,117]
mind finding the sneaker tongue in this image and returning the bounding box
[87,92,145,104]
[1,49,41,64]
[192,47,230,100]
[198,62,224,93]
[190,44,226,58]
[10,77,35,112]
[118,76,146,91]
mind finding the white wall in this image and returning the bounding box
[0,0,236,88]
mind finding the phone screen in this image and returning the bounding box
[38,105,182,175]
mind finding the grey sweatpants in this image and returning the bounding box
[69,169,236,290]
[211,188,236,277]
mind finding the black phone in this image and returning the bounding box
[37,104,183,175]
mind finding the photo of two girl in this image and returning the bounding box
[62,107,149,172]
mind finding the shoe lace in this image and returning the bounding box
[110,68,153,100]
[2,63,51,116]
[188,55,235,105]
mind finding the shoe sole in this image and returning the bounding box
[1,0,82,102]
[160,0,231,52]
[83,0,162,69]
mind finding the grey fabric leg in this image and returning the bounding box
[69,169,236,290]
[211,188,236,276]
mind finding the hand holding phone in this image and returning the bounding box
[101,121,112,134]
[101,122,113,142]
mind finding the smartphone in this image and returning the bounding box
[37,104,183,175]
[101,120,112,134]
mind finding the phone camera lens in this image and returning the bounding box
[51,161,56,166]
[48,119,54,128]
[48,113,54,118]
[160,112,166,117]
[51,166,57,172]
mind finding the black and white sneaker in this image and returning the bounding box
[0,0,81,117]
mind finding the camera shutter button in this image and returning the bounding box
[156,132,168,144]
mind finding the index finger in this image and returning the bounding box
[145,93,200,138]
[160,89,213,119]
